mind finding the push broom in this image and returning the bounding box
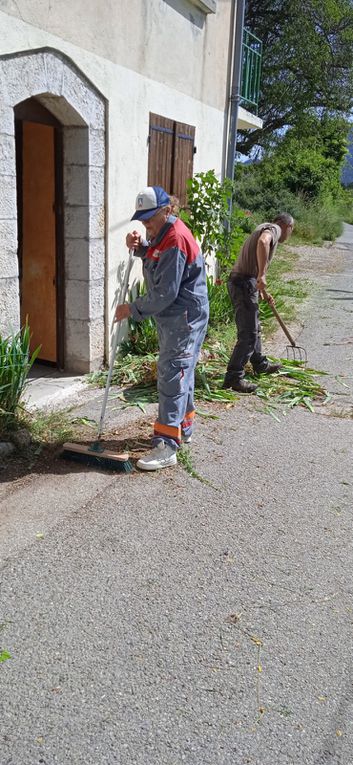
[62,250,135,472]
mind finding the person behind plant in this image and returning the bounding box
[223,212,294,393]
[115,186,209,471]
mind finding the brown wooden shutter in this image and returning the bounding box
[148,113,174,192]
[147,113,196,208]
[171,121,195,207]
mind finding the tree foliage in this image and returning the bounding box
[239,0,353,155]
[267,116,348,197]
[234,114,351,241]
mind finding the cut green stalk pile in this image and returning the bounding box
[89,341,328,418]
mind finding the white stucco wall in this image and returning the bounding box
[0,0,232,111]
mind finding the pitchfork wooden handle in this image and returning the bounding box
[262,289,296,347]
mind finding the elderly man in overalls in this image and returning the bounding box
[115,186,209,471]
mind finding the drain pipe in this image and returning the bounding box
[225,0,246,185]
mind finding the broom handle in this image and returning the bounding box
[262,288,296,347]
[97,249,135,439]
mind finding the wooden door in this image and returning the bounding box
[21,121,57,362]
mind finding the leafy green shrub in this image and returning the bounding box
[236,168,345,244]
[180,170,233,261]
[122,314,159,356]
[0,324,40,433]
[120,281,159,356]
[340,188,353,224]
[180,170,248,272]
[292,197,343,242]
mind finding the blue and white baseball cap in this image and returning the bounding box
[131,186,170,221]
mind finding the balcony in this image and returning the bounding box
[241,28,262,115]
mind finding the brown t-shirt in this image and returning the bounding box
[231,223,281,278]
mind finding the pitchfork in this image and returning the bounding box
[262,288,307,366]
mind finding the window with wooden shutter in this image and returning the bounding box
[148,113,196,207]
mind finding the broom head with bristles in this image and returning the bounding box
[61,442,133,473]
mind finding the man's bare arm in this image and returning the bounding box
[256,231,272,292]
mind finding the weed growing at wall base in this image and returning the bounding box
[0,324,40,435]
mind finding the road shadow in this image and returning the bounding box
[326,288,353,301]
[326,288,353,294]
[0,434,153,484]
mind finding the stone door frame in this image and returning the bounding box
[0,48,107,373]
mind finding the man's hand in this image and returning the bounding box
[114,303,132,322]
[265,292,275,308]
[261,288,275,308]
[126,230,141,250]
[256,274,267,292]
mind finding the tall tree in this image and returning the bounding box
[238,0,353,155]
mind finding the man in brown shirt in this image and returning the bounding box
[223,213,294,393]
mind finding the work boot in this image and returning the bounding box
[222,375,236,390]
[255,362,281,375]
[230,379,257,393]
[136,441,177,471]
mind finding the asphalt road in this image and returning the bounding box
[0,229,353,765]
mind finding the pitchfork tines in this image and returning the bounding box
[262,289,307,367]
[285,342,307,365]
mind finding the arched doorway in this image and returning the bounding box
[15,98,64,367]
[0,49,106,373]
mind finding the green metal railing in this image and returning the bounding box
[241,28,262,114]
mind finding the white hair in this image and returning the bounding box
[273,213,294,226]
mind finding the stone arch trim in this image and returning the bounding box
[0,48,107,372]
